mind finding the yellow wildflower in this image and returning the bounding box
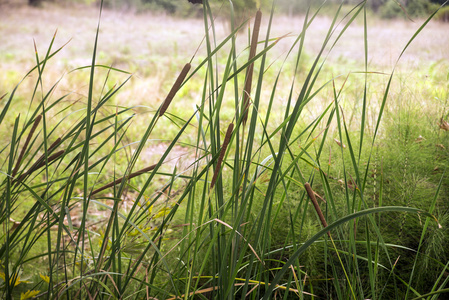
[0,272,28,286]
[127,225,151,237]
[40,273,50,283]
[21,290,40,300]
[153,207,171,219]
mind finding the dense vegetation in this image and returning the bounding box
[17,0,449,20]
[1,0,449,299]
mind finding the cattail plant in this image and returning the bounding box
[160,63,191,117]
[12,114,42,177]
[0,1,447,299]
[242,10,262,124]
[91,163,157,196]
[14,137,63,183]
[210,123,234,189]
[304,182,330,236]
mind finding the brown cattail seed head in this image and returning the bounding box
[48,137,62,153]
[242,10,262,124]
[210,123,234,189]
[160,63,191,117]
[91,163,157,196]
[16,150,65,183]
[12,114,42,177]
[305,182,330,237]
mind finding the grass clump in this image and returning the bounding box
[435,5,449,21]
[1,0,449,299]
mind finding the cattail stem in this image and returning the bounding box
[12,115,42,177]
[210,123,234,189]
[160,63,191,117]
[305,182,330,237]
[242,10,262,124]
[91,163,157,196]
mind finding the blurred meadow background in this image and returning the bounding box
[1,0,449,299]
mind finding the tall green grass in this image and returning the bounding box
[1,0,448,299]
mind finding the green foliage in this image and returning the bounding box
[102,0,262,17]
[275,0,311,15]
[407,0,436,17]
[138,0,190,14]
[28,0,42,6]
[380,1,405,18]
[435,5,449,21]
[1,0,449,299]
[379,0,438,19]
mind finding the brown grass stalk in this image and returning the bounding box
[16,150,65,183]
[159,63,191,117]
[242,10,262,124]
[15,137,62,181]
[45,137,62,154]
[12,114,42,177]
[30,149,65,173]
[304,182,330,237]
[90,163,157,196]
[210,123,234,189]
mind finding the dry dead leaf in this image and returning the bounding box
[334,138,346,148]
[438,118,449,131]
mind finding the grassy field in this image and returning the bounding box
[1,1,449,299]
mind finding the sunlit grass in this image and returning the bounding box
[1,0,449,299]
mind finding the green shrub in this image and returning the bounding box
[276,0,311,15]
[380,0,435,19]
[435,5,449,21]
[407,0,434,16]
[379,0,403,18]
